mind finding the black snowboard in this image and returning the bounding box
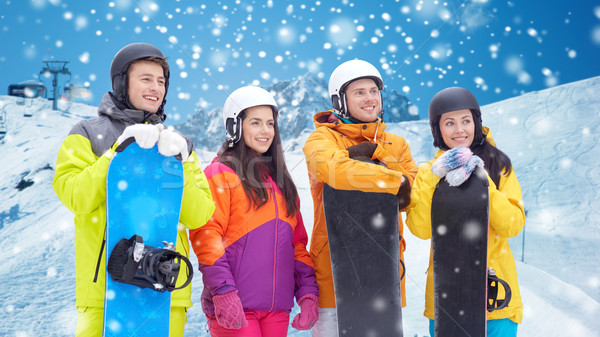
[431,166,489,337]
[322,184,403,337]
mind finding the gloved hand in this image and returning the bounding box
[396,175,411,210]
[117,123,164,149]
[445,155,484,186]
[432,147,484,186]
[158,128,189,162]
[431,147,472,177]
[346,142,378,160]
[212,290,248,330]
[292,294,319,330]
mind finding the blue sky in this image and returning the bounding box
[1,0,599,123]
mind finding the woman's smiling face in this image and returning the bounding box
[242,105,275,155]
[439,109,475,149]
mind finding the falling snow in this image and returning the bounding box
[0,1,599,336]
[0,1,597,122]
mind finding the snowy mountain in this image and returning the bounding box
[174,72,417,152]
[1,77,599,336]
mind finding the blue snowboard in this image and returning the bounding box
[104,140,184,336]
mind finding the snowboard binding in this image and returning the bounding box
[107,234,193,292]
[487,267,512,312]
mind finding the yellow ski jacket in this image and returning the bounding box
[303,110,418,308]
[406,127,525,324]
[52,93,215,309]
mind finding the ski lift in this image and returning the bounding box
[39,61,71,111]
[8,80,46,115]
[8,80,47,107]
[65,83,93,101]
[8,80,46,98]
[0,108,7,141]
[23,103,33,117]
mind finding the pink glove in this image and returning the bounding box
[212,290,249,330]
[292,294,319,330]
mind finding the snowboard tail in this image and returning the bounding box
[104,141,184,337]
[431,167,489,337]
[323,184,403,337]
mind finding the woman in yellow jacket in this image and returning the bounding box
[406,87,525,337]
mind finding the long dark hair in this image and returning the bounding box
[468,109,513,188]
[217,108,300,217]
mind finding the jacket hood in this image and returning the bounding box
[312,109,387,142]
[482,126,496,147]
[98,92,166,125]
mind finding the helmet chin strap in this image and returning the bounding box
[225,116,241,147]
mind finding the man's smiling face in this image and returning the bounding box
[126,60,166,113]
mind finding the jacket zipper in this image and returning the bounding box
[93,226,107,283]
[269,179,279,312]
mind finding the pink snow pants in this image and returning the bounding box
[207,310,290,337]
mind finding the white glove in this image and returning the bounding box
[117,123,164,149]
[158,128,189,162]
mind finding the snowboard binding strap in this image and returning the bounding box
[487,267,512,312]
[107,235,193,292]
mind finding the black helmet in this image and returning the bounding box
[110,42,170,113]
[428,87,485,150]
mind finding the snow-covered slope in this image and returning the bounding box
[1,77,599,336]
[0,97,97,335]
[482,78,600,304]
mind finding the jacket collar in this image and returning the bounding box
[312,109,387,142]
[97,92,166,125]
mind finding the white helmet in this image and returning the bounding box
[223,86,278,146]
[328,59,384,118]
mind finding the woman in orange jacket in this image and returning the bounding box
[406,87,525,337]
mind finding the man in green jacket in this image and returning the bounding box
[52,42,215,337]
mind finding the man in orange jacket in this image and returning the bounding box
[302,59,418,337]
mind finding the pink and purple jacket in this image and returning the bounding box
[190,160,318,316]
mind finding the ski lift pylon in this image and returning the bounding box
[0,107,7,141]
[39,60,71,111]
